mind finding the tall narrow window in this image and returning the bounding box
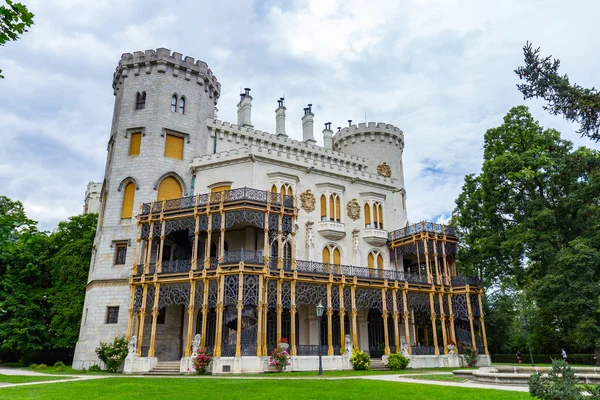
[377,203,384,229]
[157,177,182,201]
[121,182,135,219]
[164,134,184,159]
[129,132,141,156]
[171,95,177,112]
[106,306,119,324]
[335,196,341,222]
[373,203,379,228]
[320,195,327,221]
[322,246,330,266]
[329,195,335,221]
[115,244,127,265]
[179,97,185,114]
[287,186,293,196]
[210,184,231,203]
[377,253,384,270]
[368,253,374,269]
[271,185,278,194]
[364,203,371,228]
[333,247,341,265]
[136,92,146,110]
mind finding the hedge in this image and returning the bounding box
[491,353,597,365]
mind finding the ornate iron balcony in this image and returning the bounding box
[388,221,457,241]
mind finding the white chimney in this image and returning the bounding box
[237,88,253,128]
[302,104,316,145]
[275,97,287,138]
[323,122,333,150]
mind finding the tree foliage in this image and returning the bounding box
[516,42,600,141]
[452,106,600,353]
[0,0,34,78]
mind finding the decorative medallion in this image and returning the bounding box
[347,199,361,221]
[300,189,316,213]
[377,162,392,177]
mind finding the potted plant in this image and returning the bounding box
[447,340,456,354]
[279,337,289,351]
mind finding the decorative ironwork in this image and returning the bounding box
[331,286,340,311]
[224,275,239,306]
[207,280,218,308]
[388,221,458,240]
[194,281,204,308]
[281,281,291,309]
[243,275,259,306]
[386,290,393,313]
[158,283,190,309]
[411,346,436,355]
[470,294,480,317]
[140,224,150,239]
[164,218,195,236]
[355,288,383,312]
[296,345,328,356]
[452,294,468,319]
[211,214,221,230]
[145,285,155,310]
[395,291,405,314]
[267,280,277,308]
[198,215,209,232]
[295,282,327,307]
[451,276,481,287]
[268,213,279,230]
[343,287,352,311]
[152,223,162,238]
[161,259,191,273]
[406,292,430,314]
[133,286,143,312]
[222,249,263,265]
[282,216,292,233]
[225,210,265,228]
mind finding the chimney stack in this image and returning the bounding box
[302,104,316,145]
[237,88,253,128]
[323,122,333,150]
[275,97,287,138]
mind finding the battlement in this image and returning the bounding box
[332,122,404,145]
[112,48,221,98]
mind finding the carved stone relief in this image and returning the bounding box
[346,199,360,220]
[377,162,392,177]
[300,189,316,213]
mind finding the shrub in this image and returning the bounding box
[95,335,128,373]
[492,353,596,365]
[54,361,65,368]
[88,365,102,372]
[191,348,213,375]
[463,344,479,367]
[350,348,371,371]
[269,346,290,372]
[55,366,66,372]
[529,359,600,400]
[29,363,38,369]
[35,363,47,370]
[80,367,87,373]
[387,353,410,370]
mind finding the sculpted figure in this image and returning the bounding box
[127,336,138,357]
[346,199,360,221]
[300,190,316,213]
[377,162,392,178]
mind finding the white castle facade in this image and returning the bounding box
[72,48,490,374]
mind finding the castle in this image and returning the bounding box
[72,48,490,373]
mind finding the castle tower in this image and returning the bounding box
[332,122,406,228]
[72,49,221,369]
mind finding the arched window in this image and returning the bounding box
[179,96,185,114]
[121,182,135,219]
[364,203,371,228]
[377,203,384,229]
[287,186,293,196]
[320,195,327,221]
[322,244,341,266]
[271,185,278,194]
[157,176,182,201]
[335,196,341,222]
[171,95,177,112]
[368,252,374,269]
[135,92,146,110]
[368,250,384,277]
[377,253,384,270]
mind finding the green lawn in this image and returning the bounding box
[406,373,468,383]
[0,374,71,384]
[240,367,475,377]
[0,377,531,399]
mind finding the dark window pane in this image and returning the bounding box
[106,306,119,324]
[115,245,127,265]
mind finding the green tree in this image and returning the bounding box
[515,42,600,141]
[452,106,600,353]
[47,213,97,350]
[0,1,34,78]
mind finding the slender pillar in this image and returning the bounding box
[423,238,432,284]
[219,211,225,263]
[382,288,390,355]
[262,281,268,356]
[132,220,143,276]
[145,222,154,274]
[290,280,297,356]
[126,283,136,340]
[478,291,489,354]
[192,215,200,270]
[148,283,161,357]
[339,285,345,353]
[256,275,264,356]
[350,284,358,348]
[441,242,450,285]
[200,278,209,348]
[277,213,283,269]
[185,280,196,356]
[214,274,225,356]
[433,242,442,285]
[392,287,400,353]
[156,221,166,273]
[438,292,448,354]
[429,291,439,355]
[276,279,282,342]
[137,284,149,355]
[447,293,457,344]
[465,286,477,349]
[204,213,212,269]
[263,212,269,268]
[402,288,411,354]
[290,216,297,270]
[327,284,333,356]
[236,272,244,357]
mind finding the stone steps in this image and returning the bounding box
[144,361,182,376]
[370,358,389,371]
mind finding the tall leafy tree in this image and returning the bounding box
[452,106,600,353]
[515,42,600,141]
[0,1,34,78]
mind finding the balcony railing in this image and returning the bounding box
[140,187,294,215]
[133,251,480,287]
[388,221,457,241]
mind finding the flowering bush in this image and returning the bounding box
[350,348,371,371]
[269,347,290,372]
[463,344,479,367]
[95,336,129,372]
[192,348,213,375]
[280,337,288,344]
[387,353,410,370]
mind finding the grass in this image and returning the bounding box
[0,377,532,399]
[0,374,71,384]
[406,373,468,383]
[239,367,476,377]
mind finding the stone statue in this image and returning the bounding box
[352,229,360,253]
[377,162,392,178]
[127,336,138,357]
[192,334,201,355]
[344,334,352,355]
[346,199,360,221]
[305,221,315,249]
[400,336,409,356]
[300,190,316,213]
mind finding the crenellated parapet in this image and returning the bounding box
[332,122,404,151]
[113,48,221,101]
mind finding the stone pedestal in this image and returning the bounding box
[123,356,157,374]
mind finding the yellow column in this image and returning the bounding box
[192,215,200,270]
[132,219,143,275]
[339,285,345,353]
[429,291,439,355]
[402,288,411,354]
[290,280,297,356]
[290,216,297,270]
[157,220,166,273]
[277,213,283,269]
[126,282,136,340]
[351,284,358,348]
[236,272,244,357]
[447,292,457,344]
[219,211,225,263]
[256,275,264,356]
[214,274,225,357]
[438,292,448,354]
[433,242,442,285]
[136,283,148,355]
[148,283,161,357]
[465,286,477,349]
[327,283,333,356]
[185,280,196,357]
[478,291,489,355]
[423,238,432,284]
[145,222,154,274]
[382,288,390,355]
[262,281,268,355]
[276,279,282,343]
[205,213,212,269]
[441,242,450,285]
[200,278,209,348]
[392,287,400,353]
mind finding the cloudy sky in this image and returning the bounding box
[1,0,599,231]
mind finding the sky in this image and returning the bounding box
[1,0,599,231]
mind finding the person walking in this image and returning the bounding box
[561,348,568,365]
[516,351,522,364]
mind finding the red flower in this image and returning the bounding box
[280,338,288,343]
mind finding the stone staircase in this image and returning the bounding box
[370,358,389,371]
[144,361,182,376]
